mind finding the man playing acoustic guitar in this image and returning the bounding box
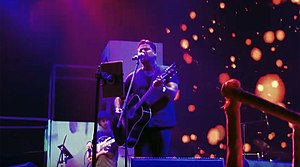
[86,111,118,167]
[114,39,179,157]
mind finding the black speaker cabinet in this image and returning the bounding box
[131,157,224,167]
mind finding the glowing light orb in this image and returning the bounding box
[219,143,226,150]
[281,141,287,148]
[232,33,236,38]
[180,39,189,49]
[218,73,230,84]
[271,80,279,88]
[219,2,226,9]
[291,0,300,5]
[181,24,188,32]
[215,125,225,141]
[257,84,264,92]
[199,149,205,154]
[244,143,251,152]
[190,134,197,141]
[263,31,275,44]
[194,154,201,158]
[207,125,225,145]
[231,63,236,69]
[188,104,196,112]
[288,122,294,129]
[275,29,285,41]
[255,74,285,103]
[250,47,262,61]
[209,27,214,33]
[276,59,283,68]
[207,128,220,145]
[272,0,282,5]
[192,34,198,41]
[230,56,236,62]
[189,11,197,20]
[165,27,171,34]
[268,132,276,140]
[182,135,190,143]
[271,47,276,52]
[210,154,216,158]
[183,53,193,64]
[212,19,216,24]
[245,38,252,46]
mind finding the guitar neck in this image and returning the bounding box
[133,85,154,110]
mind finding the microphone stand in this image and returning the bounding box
[117,58,140,167]
[92,65,102,167]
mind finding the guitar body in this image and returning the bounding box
[112,95,152,148]
[126,94,152,148]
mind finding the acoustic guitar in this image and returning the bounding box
[113,63,177,148]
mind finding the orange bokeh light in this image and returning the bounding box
[181,24,188,32]
[281,141,287,148]
[207,128,220,145]
[250,47,262,61]
[263,31,275,44]
[245,38,252,46]
[192,34,198,41]
[180,39,189,49]
[183,53,193,64]
[165,27,171,34]
[190,134,197,141]
[189,11,197,20]
[194,154,201,158]
[209,27,214,33]
[255,74,285,103]
[244,143,251,152]
[276,59,283,67]
[219,143,226,150]
[219,2,226,9]
[219,73,230,84]
[232,33,236,38]
[268,132,276,140]
[275,29,285,41]
[271,46,276,52]
[230,56,236,62]
[182,135,190,144]
[272,0,282,5]
[188,104,196,112]
[199,149,205,154]
[215,125,225,141]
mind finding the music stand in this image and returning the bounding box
[92,61,124,167]
[56,135,73,167]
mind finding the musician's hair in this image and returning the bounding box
[97,111,112,121]
[138,39,157,54]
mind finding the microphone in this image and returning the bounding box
[132,52,145,60]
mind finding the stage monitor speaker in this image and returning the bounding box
[131,157,224,167]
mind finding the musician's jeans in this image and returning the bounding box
[134,127,172,157]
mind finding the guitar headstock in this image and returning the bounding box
[161,63,177,80]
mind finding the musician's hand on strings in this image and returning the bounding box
[86,141,92,150]
[153,76,164,89]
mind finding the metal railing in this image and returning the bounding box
[221,79,300,167]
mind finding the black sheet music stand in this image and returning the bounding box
[56,135,73,167]
[91,60,124,167]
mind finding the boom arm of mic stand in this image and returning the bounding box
[116,60,140,167]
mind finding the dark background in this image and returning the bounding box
[1,0,299,166]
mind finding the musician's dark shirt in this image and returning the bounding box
[124,64,178,127]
